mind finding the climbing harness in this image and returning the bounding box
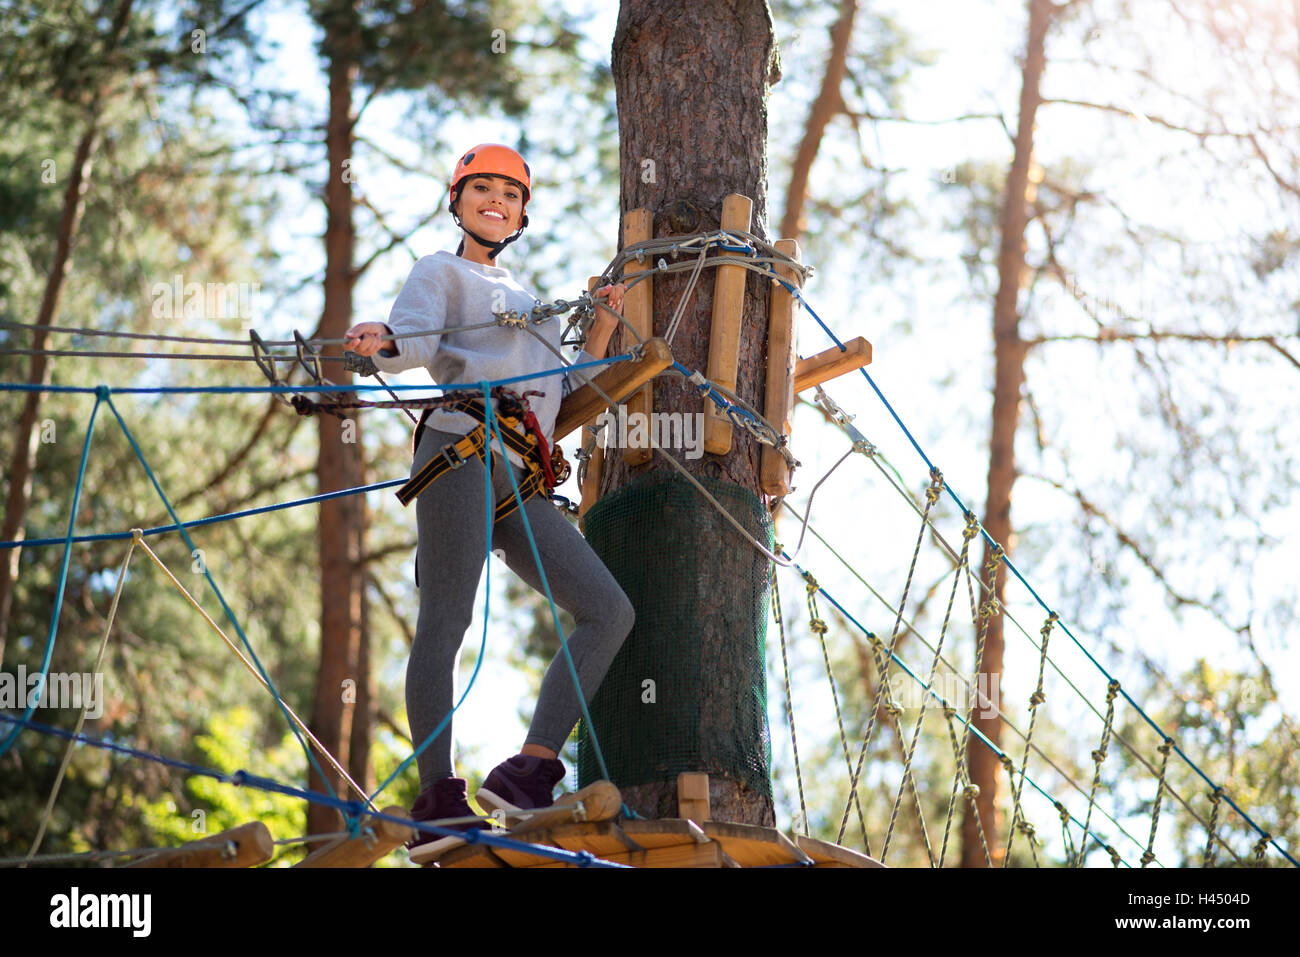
[398,387,569,523]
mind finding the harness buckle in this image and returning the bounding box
[441,443,467,470]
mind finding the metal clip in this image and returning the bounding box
[248,329,293,407]
[441,444,467,470]
[293,329,323,384]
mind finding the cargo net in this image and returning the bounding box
[576,474,774,798]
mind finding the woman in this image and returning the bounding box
[344,144,634,862]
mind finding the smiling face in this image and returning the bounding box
[455,174,525,239]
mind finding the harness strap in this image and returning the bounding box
[397,391,553,520]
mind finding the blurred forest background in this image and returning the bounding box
[1,0,1297,867]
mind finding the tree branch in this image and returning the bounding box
[1026,472,1248,634]
[366,568,414,649]
[1040,97,1253,139]
[1025,331,1300,349]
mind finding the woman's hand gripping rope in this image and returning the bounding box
[343,322,394,358]
[585,284,626,359]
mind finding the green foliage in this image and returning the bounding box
[136,706,307,865]
[1111,661,1299,867]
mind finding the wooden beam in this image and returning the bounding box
[554,337,673,442]
[677,772,711,822]
[704,193,753,455]
[127,822,273,869]
[794,336,872,393]
[579,275,605,530]
[294,805,413,868]
[795,833,887,868]
[534,839,732,868]
[621,208,655,465]
[701,821,813,867]
[761,238,800,495]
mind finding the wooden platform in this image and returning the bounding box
[435,817,883,869]
[119,777,882,868]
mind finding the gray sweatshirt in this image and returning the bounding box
[373,251,592,467]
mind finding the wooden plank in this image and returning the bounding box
[761,238,800,495]
[704,193,753,455]
[554,337,674,442]
[578,441,603,533]
[503,780,622,833]
[295,805,413,868]
[795,833,887,868]
[622,208,655,465]
[530,838,731,869]
[127,822,273,869]
[442,817,710,868]
[466,781,623,868]
[677,772,711,823]
[616,817,710,848]
[435,842,507,868]
[701,821,813,868]
[794,337,872,394]
[513,820,644,858]
[579,276,606,530]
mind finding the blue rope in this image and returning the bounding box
[0,479,405,551]
[0,714,626,867]
[0,389,104,759]
[98,393,342,807]
[481,387,618,792]
[367,386,499,804]
[771,287,1299,868]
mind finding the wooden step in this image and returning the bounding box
[127,821,274,868]
[795,833,886,868]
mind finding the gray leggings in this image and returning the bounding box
[406,426,635,790]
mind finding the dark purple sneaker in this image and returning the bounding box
[407,777,490,864]
[476,755,566,821]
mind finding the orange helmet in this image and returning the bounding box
[450,143,531,215]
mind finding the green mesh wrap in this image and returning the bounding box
[576,474,773,798]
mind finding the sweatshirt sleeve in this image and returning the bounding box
[373,257,447,375]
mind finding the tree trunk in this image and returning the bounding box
[961,0,1051,868]
[0,0,135,667]
[582,0,781,825]
[308,0,368,836]
[780,0,857,241]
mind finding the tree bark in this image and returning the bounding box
[961,0,1052,868]
[596,0,781,825]
[780,0,857,241]
[308,0,368,836]
[0,0,135,667]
